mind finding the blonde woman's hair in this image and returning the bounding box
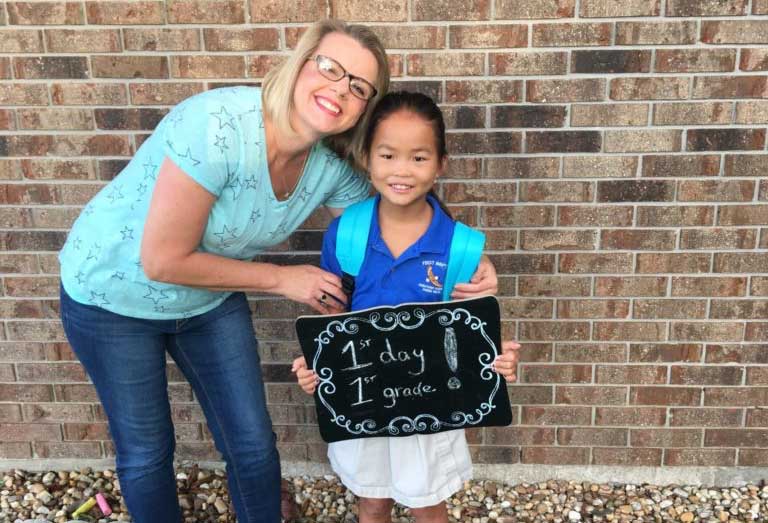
[261,19,390,171]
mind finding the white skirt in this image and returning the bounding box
[327,429,473,508]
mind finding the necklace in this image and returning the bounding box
[277,150,309,200]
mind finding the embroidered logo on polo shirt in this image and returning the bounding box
[419,260,446,295]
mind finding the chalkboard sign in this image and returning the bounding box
[295,296,512,443]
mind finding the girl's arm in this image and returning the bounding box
[140,158,347,314]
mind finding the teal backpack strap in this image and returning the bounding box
[442,222,486,301]
[335,197,376,276]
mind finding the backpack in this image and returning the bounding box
[335,197,486,303]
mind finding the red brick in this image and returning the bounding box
[488,253,554,274]
[746,323,768,342]
[692,76,768,99]
[0,255,38,274]
[52,83,126,105]
[522,364,591,384]
[13,57,89,79]
[739,450,768,466]
[670,408,743,427]
[556,344,626,364]
[702,21,768,44]
[491,52,568,76]
[611,77,690,100]
[15,363,86,382]
[725,154,768,176]
[593,447,662,466]
[714,253,768,273]
[449,24,526,48]
[746,409,768,427]
[682,229,755,250]
[523,446,589,465]
[470,445,519,464]
[528,79,605,102]
[408,53,484,76]
[558,206,633,227]
[520,181,593,202]
[482,205,554,227]
[518,276,590,297]
[557,385,627,406]
[485,157,559,180]
[598,180,675,201]
[22,159,94,181]
[570,104,647,127]
[705,429,768,447]
[707,344,768,364]
[632,428,702,447]
[124,28,200,51]
[446,80,522,103]
[559,427,627,446]
[687,129,765,152]
[756,0,768,13]
[492,105,566,128]
[637,206,714,227]
[85,1,164,24]
[526,131,601,153]
[595,407,667,426]
[0,423,61,441]
[557,300,629,319]
[7,2,84,24]
[508,385,553,405]
[667,0,747,16]
[18,109,93,131]
[129,82,203,105]
[23,403,93,422]
[615,21,697,45]
[532,23,611,47]
[594,322,667,342]
[572,50,651,74]
[499,298,551,318]
[597,365,666,384]
[519,322,589,341]
[629,343,702,363]
[495,0,575,18]
[671,366,743,385]
[486,427,555,446]
[671,322,744,342]
[653,102,733,126]
[596,277,667,297]
[740,49,768,72]
[679,180,755,202]
[581,0,659,16]
[718,205,768,226]
[92,56,168,78]
[631,386,701,406]
[522,406,591,425]
[35,441,102,459]
[634,299,707,320]
[442,181,516,203]
[0,442,32,458]
[45,29,121,52]
[666,449,735,466]
[655,49,736,73]
[605,129,682,153]
[559,253,633,274]
[601,229,676,250]
[202,28,278,52]
[705,387,768,406]
[171,56,244,79]
[168,0,245,23]
[0,29,43,52]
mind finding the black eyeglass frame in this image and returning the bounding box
[308,54,378,101]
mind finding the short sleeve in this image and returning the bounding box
[322,157,371,209]
[320,218,343,277]
[161,92,242,197]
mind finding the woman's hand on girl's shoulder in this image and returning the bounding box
[451,255,498,299]
[272,265,347,314]
[291,356,318,394]
[493,341,521,383]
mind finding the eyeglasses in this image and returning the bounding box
[309,54,378,101]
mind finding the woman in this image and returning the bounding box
[59,19,498,523]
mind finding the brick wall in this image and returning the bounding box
[0,0,767,471]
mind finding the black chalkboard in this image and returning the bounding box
[295,296,512,443]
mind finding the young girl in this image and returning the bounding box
[292,92,520,523]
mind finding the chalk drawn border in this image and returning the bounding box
[310,303,501,436]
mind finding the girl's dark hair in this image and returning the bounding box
[364,91,452,217]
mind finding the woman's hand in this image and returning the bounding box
[273,265,347,314]
[451,255,498,299]
[493,341,521,383]
[291,356,318,394]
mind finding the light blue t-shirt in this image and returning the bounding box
[59,87,370,319]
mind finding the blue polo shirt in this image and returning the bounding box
[320,194,456,311]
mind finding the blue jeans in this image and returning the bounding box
[60,287,281,523]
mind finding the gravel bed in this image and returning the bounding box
[1,466,767,522]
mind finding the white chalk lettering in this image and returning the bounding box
[349,375,375,406]
[382,381,437,409]
[381,339,426,376]
[341,339,372,371]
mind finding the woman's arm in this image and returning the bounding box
[140,158,346,313]
[450,254,498,298]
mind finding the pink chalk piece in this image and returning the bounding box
[95,493,112,516]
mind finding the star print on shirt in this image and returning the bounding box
[154,305,167,313]
[88,291,110,307]
[143,284,170,305]
[237,105,258,121]
[75,271,86,284]
[213,225,238,248]
[211,106,236,131]
[111,271,125,280]
[169,108,186,128]
[72,237,83,250]
[120,226,134,241]
[142,159,158,181]
[250,209,263,223]
[214,135,229,155]
[106,185,124,204]
[297,187,311,202]
[83,205,95,216]
[243,175,259,191]
[86,242,102,261]
[137,182,148,196]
